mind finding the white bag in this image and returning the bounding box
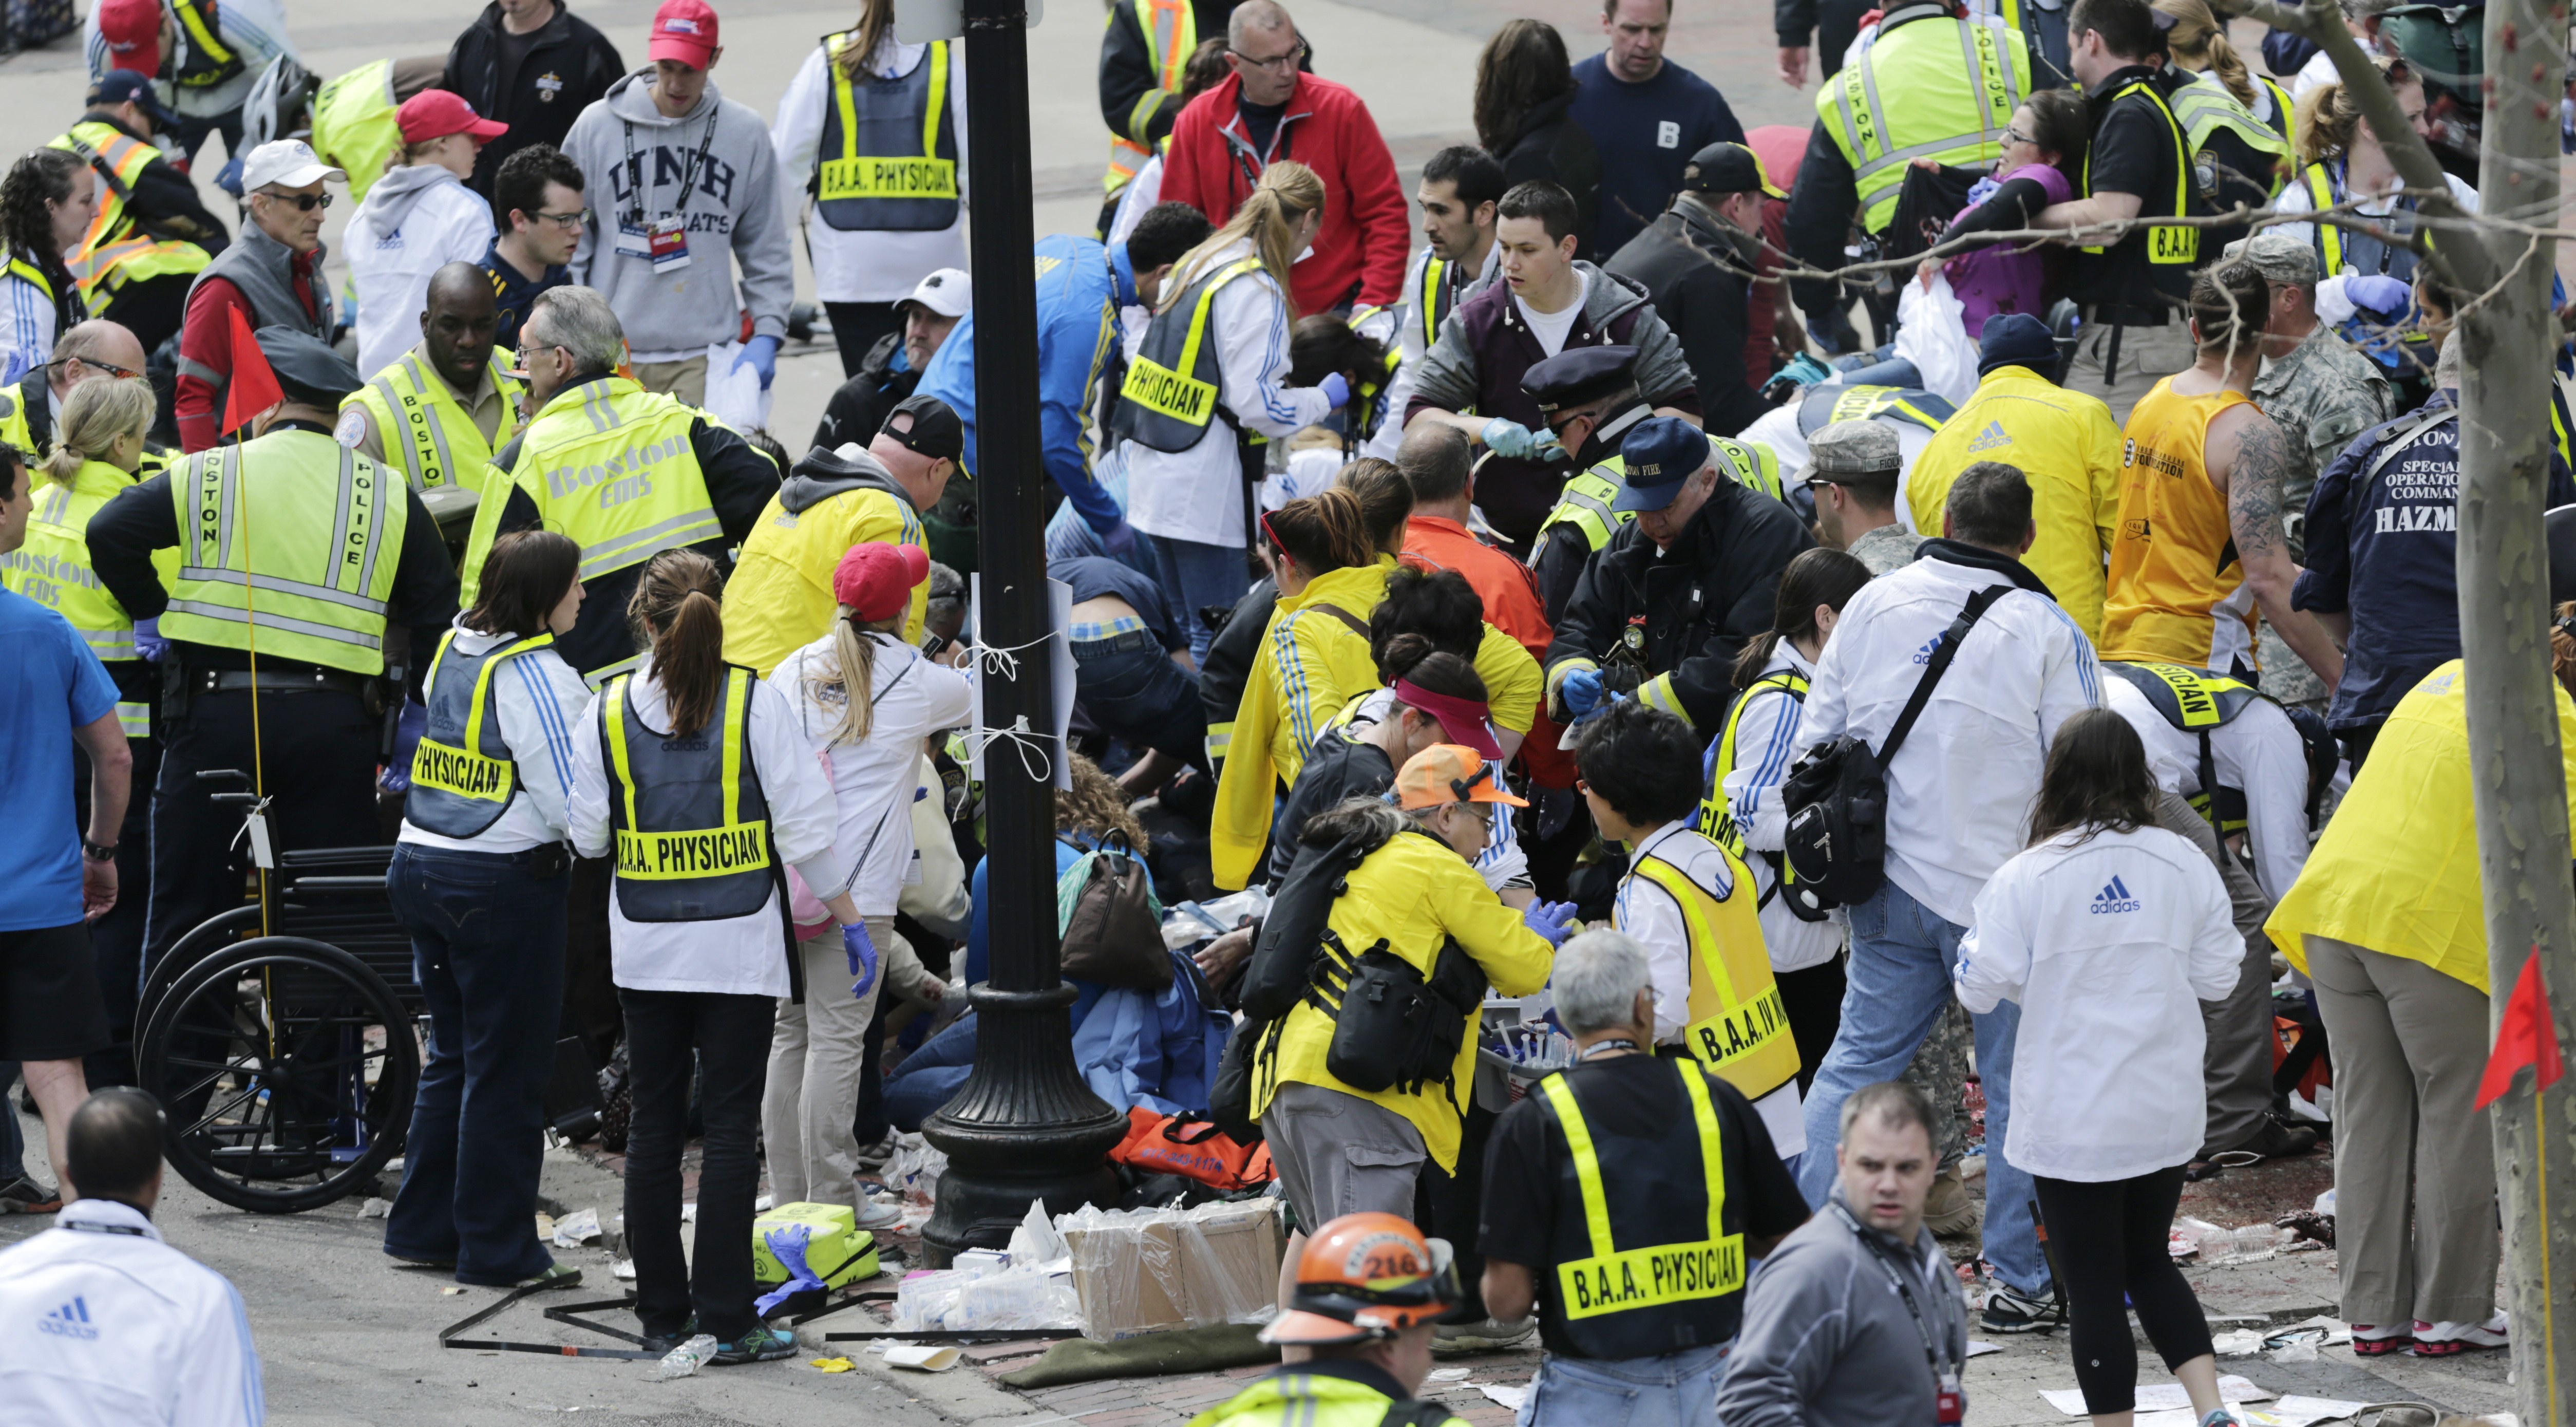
[702,339,774,433]
[1890,272,1981,407]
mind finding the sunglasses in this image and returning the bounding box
[54,357,140,381]
[1229,38,1307,71]
[260,191,332,212]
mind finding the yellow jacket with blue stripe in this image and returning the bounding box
[719,456,928,677]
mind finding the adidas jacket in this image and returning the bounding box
[0,1198,264,1425]
[1954,824,2241,1181]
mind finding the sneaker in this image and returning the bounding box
[1431,1315,1538,1355]
[0,1176,63,1214]
[2412,1312,2508,1356]
[855,1133,899,1169]
[639,1316,699,1355]
[1980,1284,2066,1334]
[2201,1410,2244,1427]
[854,1196,904,1231]
[1924,1165,1980,1238]
[710,1324,800,1365]
[515,1263,582,1291]
[2350,1322,2415,1356]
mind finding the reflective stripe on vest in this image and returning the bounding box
[817,34,959,231]
[1798,384,1954,437]
[1629,853,1801,1101]
[407,628,555,838]
[1696,670,1807,857]
[464,379,722,602]
[49,124,212,304]
[312,59,403,203]
[1536,1059,1742,1320]
[0,464,152,661]
[1099,0,1197,193]
[2170,73,2291,194]
[2259,75,2295,145]
[1827,8,2021,232]
[347,346,524,494]
[161,436,405,675]
[1711,437,1784,501]
[1535,462,1631,557]
[170,0,245,89]
[600,667,776,922]
[1115,257,1264,453]
[2302,163,2344,275]
[116,701,151,738]
[2082,81,2198,264]
[2101,659,2263,835]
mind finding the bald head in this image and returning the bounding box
[65,1088,164,1212]
[422,261,502,394]
[1229,0,1293,45]
[49,321,147,398]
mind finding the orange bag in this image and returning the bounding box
[1110,1106,1275,1191]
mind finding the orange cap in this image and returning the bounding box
[1393,744,1529,812]
[1260,1213,1462,1345]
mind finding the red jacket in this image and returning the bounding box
[1157,72,1409,315]
[175,259,324,452]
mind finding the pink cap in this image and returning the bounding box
[96,0,161,79]
[649,0,721,67]
[397,90,509,146]
[833,542,930,623]
[1391,678,1503,761]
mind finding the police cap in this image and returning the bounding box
[254,326,364,406]
[1521,344,1638,415]
[1611,416,1710,513]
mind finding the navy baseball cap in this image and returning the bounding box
[89,70,177,127]
[1977,312,2059,377]
[1611,417,1710,513]
[1522,344,1638,415]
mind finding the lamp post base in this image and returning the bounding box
[917,982,1129,1267]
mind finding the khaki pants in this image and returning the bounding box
[2304,934,2499,1326]
[2063,318,2196,427]
[633,354,709,408]
[760,916,892,1208]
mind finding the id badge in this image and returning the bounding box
[1935,1372,1964,1426]
[613,221,651,258]
[648,214,691,273]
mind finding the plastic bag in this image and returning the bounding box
[893,1265,1081,1331]
[702,339,774,434]
[1008,1198,1069,1267]
[1056,1197,1284,1340]
[881,1133,949,1205]
[1890,272,1980,406]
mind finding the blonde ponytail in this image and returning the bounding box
[1162,160,1326,320]
[40,376,152,486]
[2295,81,2361,167]
[2153,0,2256,108]
[809,609,903,746]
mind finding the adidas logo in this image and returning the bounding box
[1965,420,2012,454]
[1910,633,1943,665]
[2092,876,2141,914]
[39,1297,98,1340]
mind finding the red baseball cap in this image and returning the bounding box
[397,90,508,146]
[649,0,721,67]
[833,542,930,624]
[97,0,163,78]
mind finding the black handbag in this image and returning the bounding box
[1779,585,2010,912]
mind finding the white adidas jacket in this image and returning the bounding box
[347,164,499,380]
[1955,825,2241,1181]
[0,1198,263,1425]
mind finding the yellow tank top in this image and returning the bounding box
[2100,377,2257,671]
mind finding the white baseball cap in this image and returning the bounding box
[240,139,345,193]
[899,268,972,320]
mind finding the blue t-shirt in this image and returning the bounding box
[1569,53,1747,258]
[0,589,120,931]
[1051,555,1184,652]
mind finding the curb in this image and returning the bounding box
[793,1322,1050,1425]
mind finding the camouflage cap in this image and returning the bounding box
[2222,232,2320,287]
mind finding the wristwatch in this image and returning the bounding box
[83,839,118,863]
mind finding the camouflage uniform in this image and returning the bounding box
[2250,325,2389,707]
[1901,1002,1975,1170]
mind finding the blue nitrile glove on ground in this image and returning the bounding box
[752,1224,823,1317]
[845,921,879,999]
[1559,667,1605,720]
[1482,417,1561,461]
[734,334,782,389]
[2344,275,2412,323]
[1521,899,1579,948]
[1319,371,1351,408]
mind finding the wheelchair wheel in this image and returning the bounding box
[136,905,264,1047]
[137,935,419,1214]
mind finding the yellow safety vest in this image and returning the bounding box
[2169,72,2291,199]
[2082,81,2198,265]
[1821,6,2029,234]
[1187,1370,1461,1427]
[1116,257,1265,453]
[1695,669,1806,859]
[1627,848,1801,1101]
[0,461,173,737]
[1536,1058,1743,1322]
[47,122,213,309]
[459,378,721,645]
[0,380,31,455]
[342,345,525,495]
[311,59,403,204]
[2258,74,2296,146]
[1535,461,1632,557]
[815,33,958,230]
[160,430,408,675]
[1101,0,1197,196]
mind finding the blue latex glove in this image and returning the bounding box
[844,920,880,999]
[733,333,782,389]
[1559,667,1605,719]
[1778,352,1831,387]
[215,156,244,198]
[2344,275,2412,322]
[752,1224,824,1317]
[1319,371,1352,408]
[1569,690,1624,726]
[1481,417,1561,461]
[1520,898,1579,948]
[1097,517,1138,559]
[132,617,167,664]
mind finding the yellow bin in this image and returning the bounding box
[751,1201,880,1289]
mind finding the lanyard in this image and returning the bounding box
[620,103,722,227]
[1575,1039,1640,1061]
[1830,1201,1953,1382]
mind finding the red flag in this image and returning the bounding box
[2474,948,2567,1110]
[219,304,284,438]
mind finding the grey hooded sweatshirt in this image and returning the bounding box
[559,68,794,355]
[1715,1193,1971,1427]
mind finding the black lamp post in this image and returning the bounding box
[917,0,1129,1266]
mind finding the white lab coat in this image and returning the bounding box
[569,651,849,996]
[1719,641,1846,973]
[768,629,975,917]
[770,39,970,304]
[1800,552,2101,926]
[1954,824,2242,1181]
[0,1198,263,1426]
[399,618,594,854]
[2103,677,2313,903]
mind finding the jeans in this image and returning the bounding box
[1150,535,1251,665]
[383,842,569,1285]
[884,1012,977,1132]
[621,986,774,1342]
[1829,344,1923,391]
[1518,1343,1728,1427]
[1794,878,2045,1294]
[1071,630,1210,775]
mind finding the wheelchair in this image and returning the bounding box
[134,769,422,1214]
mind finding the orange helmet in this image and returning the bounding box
[1261,1212,1463,1346]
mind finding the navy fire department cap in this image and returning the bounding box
[1521,344,1639,415]
[1611,417,1711,513]
[255,326,365,405]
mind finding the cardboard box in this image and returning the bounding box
[1064,1199,1284,1341]
[751,1201,880,1290]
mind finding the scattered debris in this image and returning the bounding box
[655,1335,717,1379]
[1476,1384,1528,1411]
[811,1357,855,1373]
[551,1208,602,1248]
[1426,1367,1473,1382]
[359,1198,391,1219]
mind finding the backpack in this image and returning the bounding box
[1779,586,2008,909]
[1109,1106,1275,1191]
[1057,832,1169,991]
